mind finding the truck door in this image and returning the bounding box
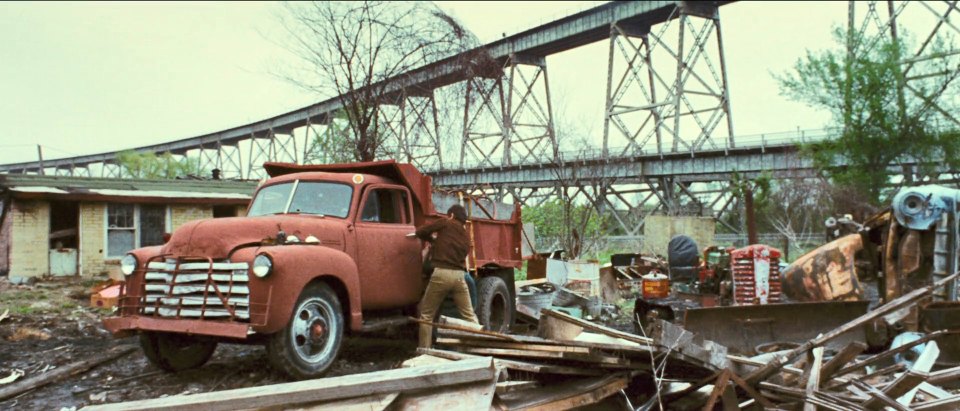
[354,185,423,309]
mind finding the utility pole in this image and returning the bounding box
[36,145,45,175]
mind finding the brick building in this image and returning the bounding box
[0,175,258,279]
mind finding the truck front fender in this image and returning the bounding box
[235,246,363,334]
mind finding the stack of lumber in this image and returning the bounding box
[436,273,960,410]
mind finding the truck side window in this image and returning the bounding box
[360,189,408,224]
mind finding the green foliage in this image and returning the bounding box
[116,150,205,179]
[778,28,960,204]
[522,198,608,258]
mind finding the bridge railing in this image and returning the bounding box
[429,127,839,172]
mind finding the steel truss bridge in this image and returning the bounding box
[2,1,959,239]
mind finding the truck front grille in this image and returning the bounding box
[141,259,251,321]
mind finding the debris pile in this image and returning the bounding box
[86,272,960,410]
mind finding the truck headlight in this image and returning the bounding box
[252,254,273,278]
[120,254,138,276]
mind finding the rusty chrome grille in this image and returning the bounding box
[141,259,251,320]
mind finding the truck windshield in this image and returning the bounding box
[248,181,353,218]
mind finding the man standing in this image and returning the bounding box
[414,204,479,348]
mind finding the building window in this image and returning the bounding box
[106,204,170,257]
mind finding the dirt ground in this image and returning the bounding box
[0,276,418,410]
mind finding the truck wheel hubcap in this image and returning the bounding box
[292,299,334,363]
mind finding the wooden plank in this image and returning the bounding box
[437,335,653,356]
[539,309,653,345]
[497,374,628,410]
[0,345,137,401]
[803,347,824,411]
[400,354,452,368]
[727,369,776,409]
[435,338,593,354]
[818,341,867,383]
[728,355,803,377]
[835,331,948,376]
[283,392,399,411]
[928,365,960,385]
[409,317,519,342]
[651,319,728,371]
[394,380,497,411]
[915,382,953,400]
[865,371,927,409]
[456,347,639,368]
[824,363,906,391]
[913,395,960,411]
[898,341,940,406]
[495,381,539,394]
[417,348,603,376]
[854,380,910,411]
[85,357,498,411]
[744,272,960,385]
[702,369,732,411]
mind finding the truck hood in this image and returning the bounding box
[162,215,346,259]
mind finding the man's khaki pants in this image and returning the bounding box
[418,268,479,348]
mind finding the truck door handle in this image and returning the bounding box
[347,224,354,232]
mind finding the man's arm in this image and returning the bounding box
[414,219,445,242]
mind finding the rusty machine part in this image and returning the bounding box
[781,234,864,302]
[682,300,871,355]
[730,245,782,305]
[919,301,960,366]
[891,185,960,302]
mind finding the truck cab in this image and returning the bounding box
[104,160,522,379]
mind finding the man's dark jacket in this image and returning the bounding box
[415,218,469,271]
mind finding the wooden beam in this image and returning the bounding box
[745,272,960,385]
[913,395,960,411]
[417,348,603,376]
[496,374,628,410]
[539,309,653,345]
[285,392,399,411]
[85,357,499,411]
[803,347,824,411]
[818,341,867,383]
[702,369,732,411]
[409,317,519,342]
[854,380,910,411]
[729,371,776,410]
[0,345,137,401]
[928,365,960,385]
[836,331,950,376]
[394,379,497,410]
[824,363,906,391]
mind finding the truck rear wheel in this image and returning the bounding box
[139,332,217,372]
[268,282,344,379]
[477,276,512,333]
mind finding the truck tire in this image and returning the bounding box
[139,332,217,372]
[268,282,344,379]
[477,276,512,333]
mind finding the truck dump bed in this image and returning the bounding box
[263,160,524,269]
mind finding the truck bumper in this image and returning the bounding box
[103,316,250,339]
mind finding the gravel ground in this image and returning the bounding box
[0,277,418,410]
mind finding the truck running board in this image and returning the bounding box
[359,316,413,333]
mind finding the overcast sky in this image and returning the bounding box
[0,1,924,165]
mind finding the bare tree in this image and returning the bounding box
[280,1,476,161]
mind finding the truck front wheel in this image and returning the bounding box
[477,276,512,333]
[268,282,344,379]
[139,332,217,372]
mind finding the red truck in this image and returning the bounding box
[104,160,523,379]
